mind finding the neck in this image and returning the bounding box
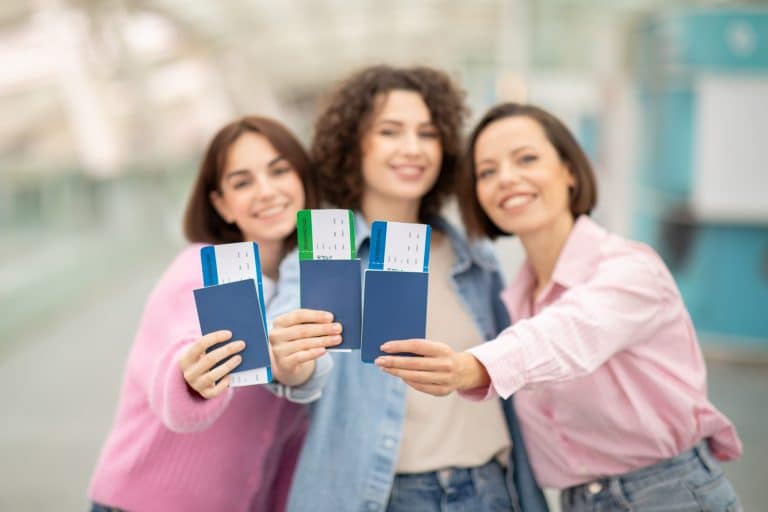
[361,192,421,224]
[253,238,283,280]
[518,213,575,294]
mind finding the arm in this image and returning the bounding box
[465,252,665,399]
[265,248,337,403]
[134,249,237,432]
[379,253,664,400]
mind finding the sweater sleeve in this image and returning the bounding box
[131,246,234,432]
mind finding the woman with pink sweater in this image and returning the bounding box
[88,116,319,512]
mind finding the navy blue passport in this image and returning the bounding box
[193,279,271,379]
[360,270,428,363]
[299,259,362,350]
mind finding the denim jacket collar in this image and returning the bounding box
[352,211,500,276]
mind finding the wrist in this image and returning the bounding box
[457,352,490,391]
[279,360,315,387]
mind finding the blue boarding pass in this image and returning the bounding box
[200,242,272,386]
[360,221,431,363]
[368,221,431,272]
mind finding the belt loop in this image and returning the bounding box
[608,476,633,511]
[694,440,716,473]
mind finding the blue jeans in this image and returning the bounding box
[561,442,741,511]
[386,459,518,512]
[90,503,123,512]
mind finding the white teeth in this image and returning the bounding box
[394,166,422,176]
[257,204,286,217]
[501,196,532,209]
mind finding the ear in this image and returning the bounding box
[209,189,233,224]
[565,163,577,188]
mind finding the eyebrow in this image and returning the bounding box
[376,119,436,128]
[476,145,537,167]
[223,155,287,180]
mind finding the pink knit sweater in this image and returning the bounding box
[88,245,307,512]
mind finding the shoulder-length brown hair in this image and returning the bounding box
[183,116,318,248]
[311,65,468,223]
[459,102,597,239]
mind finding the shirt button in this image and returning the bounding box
[383,437,396,449]
[587,482,603,494]
[366,501,379,511]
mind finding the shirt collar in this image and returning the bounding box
[502,215,606,314]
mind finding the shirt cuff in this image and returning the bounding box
[266,353,333,404]
[463,337,528,400]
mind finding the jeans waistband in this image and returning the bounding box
[568,441,719,497]
[395,459,503,490]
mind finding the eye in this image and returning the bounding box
[232,180,250,189]
[271,166,293,176]
[419,129,438,139]
[519,154,538,165]
[476,167,496,180]
[378,128,398,136]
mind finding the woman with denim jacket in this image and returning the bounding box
[377,103,743,511]
[265,66,549,512]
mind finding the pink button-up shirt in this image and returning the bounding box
[463,215,742,488]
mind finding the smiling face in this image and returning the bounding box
[210,131,304,243]
[359,89,442,215]
[474,115,576,238]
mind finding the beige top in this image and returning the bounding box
[395,234,511,473]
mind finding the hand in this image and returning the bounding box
[374,339,490,396]
[269,309,342,387]
[179,330,244,399]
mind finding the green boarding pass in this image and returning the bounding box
[297,209,356,260]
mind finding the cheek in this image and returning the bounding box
[475,182,495,212]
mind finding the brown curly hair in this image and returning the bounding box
[310,65,468,223]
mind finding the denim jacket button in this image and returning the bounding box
[365,501,379,511]
[383,437,396,449]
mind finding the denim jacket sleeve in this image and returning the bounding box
[265,248,334,404]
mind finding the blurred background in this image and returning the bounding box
[1,0,766,510]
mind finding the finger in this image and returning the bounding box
[201,374,231,399]
[181,330,232,366]
[404,381,453,397]
[374,355,451,372]
[283,347,327,368]
[273,309,333,328]
[379,367,451,385]
[206,354,243,383]
[270,323,342,344]
[380,339,447,357]
[275,335,342,354]
[198,340,246,373]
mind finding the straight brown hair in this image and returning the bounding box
[459,103,597,239]
[183,116,318,248]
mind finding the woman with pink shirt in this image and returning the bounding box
[375,103,743,511]
[88,116,319,512]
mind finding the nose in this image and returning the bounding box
[401,130,422,155]
[254,173,278,199]
[497,160,521,186]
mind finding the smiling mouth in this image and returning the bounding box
[499,194,535,210]
[391,165,425,180]
[254,203,288,218]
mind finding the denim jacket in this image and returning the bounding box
[267,213,548,512]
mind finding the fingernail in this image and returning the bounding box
[324,313,334,322]
[333,323,342,333]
